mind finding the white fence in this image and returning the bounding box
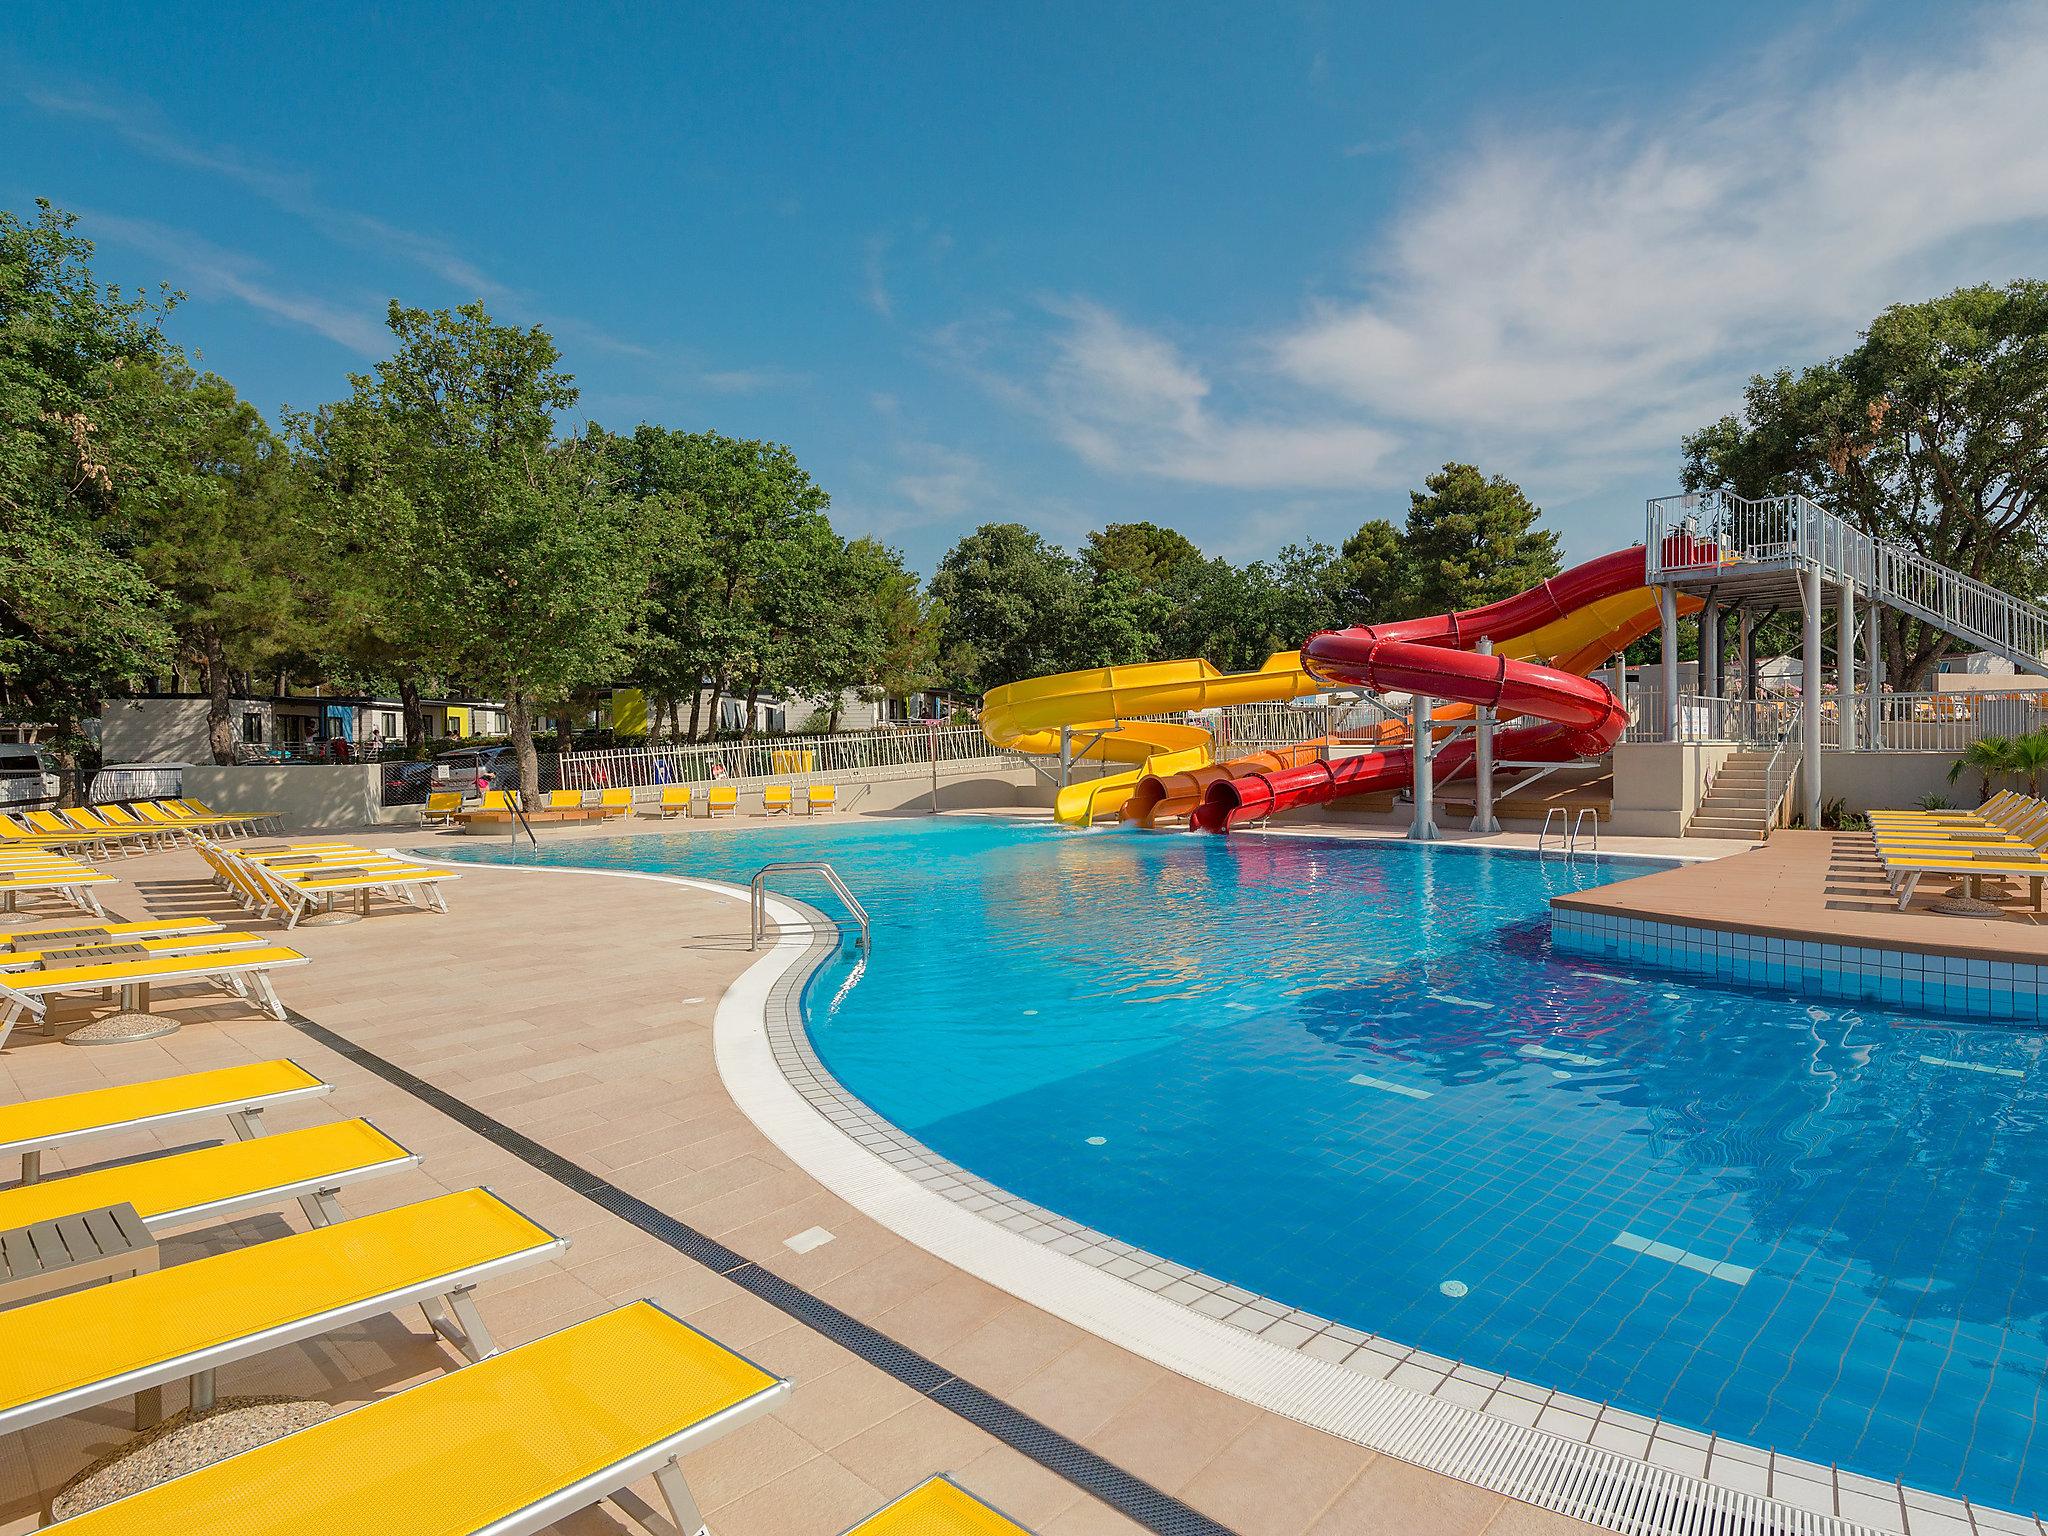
[559,725,1009,789]
[1622,688,2048,752]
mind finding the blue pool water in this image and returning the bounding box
[441,819,2047,1508]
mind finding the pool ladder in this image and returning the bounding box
[749,861,871,952]
[1538,808,1600,860]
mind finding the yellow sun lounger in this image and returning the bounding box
[0,1118,416,1236]
[761,783,793,815]
[253,858,457,929]
[2,916,225,950]
[0,867,114,917]
[597,787,633,817]
[0,944,310,1049]
[0,1187,563,1440]
[804,783,840,815]
[641,785,694,819]
[179,797,282,834]
[1884,852,2048,910]
[708,784,739,817]
[0,1059,329,1184]
[0,814,85,849]
[0,930,266,972]
[545,789,583,810]
[43,1299,790,1536]
[421,790,464,826]
[55,807,169,852]
[845,1476,1035,1534]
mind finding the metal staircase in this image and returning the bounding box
[1648,491,2048,676]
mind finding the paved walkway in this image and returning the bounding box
[0,826,1599,1536]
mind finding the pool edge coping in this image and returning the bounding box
[390,844,2025,1536]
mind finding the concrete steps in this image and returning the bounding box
[1686,751,1781,841]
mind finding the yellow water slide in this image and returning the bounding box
[977,653,1325,825]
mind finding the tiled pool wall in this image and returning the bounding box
[1551,908,2048,1022]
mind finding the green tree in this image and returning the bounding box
[1334,517,1413,622]
[1083,522,1203,588]
[1683,281,2048,687]
[865,545,946,715]
[1402,463,1561,616]
[118,362,302,763]
[310,302,671,789]
[0,202,176,798]
[929,523,1082,691]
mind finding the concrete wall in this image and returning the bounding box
[180,764,412,831]
[1809,751,1984,814]
[100,697,213,764]
[1607,740,1739,837]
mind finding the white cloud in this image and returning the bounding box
[78,210,388,354]
[862,234,895,319]
[1020,298,1397,491]
[1272,5,2048,457]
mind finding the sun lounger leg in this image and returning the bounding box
[1897,871,1920,911]
[134,1385,164,1430]
[19,1150,40,1184]
[298,1187,345,1228]
[249,970,288,1021]
[422,1285,498,1362]
[227,1106,267,1140]
[190,1368,217,1413]
[612,1461,709,1536]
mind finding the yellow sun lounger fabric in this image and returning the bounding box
[642,785,693,818]
[0,1059,328,1181]
[0,1187,563,1438]
[845,1476,1036,1535]
[47,1300,791,1536]
[0,1118,415,1234]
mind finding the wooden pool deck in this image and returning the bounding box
[1552,829,2048,966]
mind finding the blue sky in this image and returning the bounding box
[8,2,2045,572]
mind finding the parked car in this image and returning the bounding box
[429,745,521,795]
[0,743,58,811]
[382,759,436,804]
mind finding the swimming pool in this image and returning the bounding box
[438,818,2047,1510]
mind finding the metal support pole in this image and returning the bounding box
[1865,596,1883,751]
[1701,598,1720,705]
[1741,610,1757,707]
[1473,639,1498,835]
[1659,584,1680,742]
[1057,726,1072,790]
[1410,692,1439,840]
[1802,563,1823,827]
[1838,582,1857,753]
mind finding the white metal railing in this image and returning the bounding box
[561,725,1007,789]
[1629,687,2048,754]
[1214,697,1402,749]
[1623,693,1799,745]
[749,861,870,952]
[1647,490,2048,676]
[1762,725,1801,832]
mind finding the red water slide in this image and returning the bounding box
[1191,544,1702,832]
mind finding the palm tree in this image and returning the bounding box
[1949,734,2015,804]
[2009,731,2048,797]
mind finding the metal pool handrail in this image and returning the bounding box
[749,861,871,952]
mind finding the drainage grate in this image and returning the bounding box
[285,1008,1224,1535]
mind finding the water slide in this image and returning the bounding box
[978,653,1324,826]
[1189,546,1704,832]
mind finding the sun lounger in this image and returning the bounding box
[545,789,583,810]
[129,802,240,841]
[804,783,840,815]
[0,815,81,851]
[597,787,633,818]
[0,930,265,972]
[0,944,310,1049]
[0,866,113,918]
[93,803,166,838]
[420,790,464,826]
[761,784,793,815]
[179,797,282,834]
[479,789,520,813]
[708,784,739,817]
[0,1059,329,1184]
[2,916,225,950]
[642,785,693,819]
[0,1187,563,1439]
[1883,849,2048,910]
[54,807,166,853]
[39,1299,789,1536]
[0,1117,415,1235]
[247,855,457,928]
[846,1476,1035,1534]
